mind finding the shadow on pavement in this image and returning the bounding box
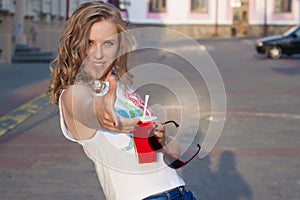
[184,151,253,200]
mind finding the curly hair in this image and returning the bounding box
[46,1,133,105]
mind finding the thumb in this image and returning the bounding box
[107,75,119,126]
[108,75,117,98]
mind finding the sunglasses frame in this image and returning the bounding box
[148,120,201,169]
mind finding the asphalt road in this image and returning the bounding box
[0,37,300,200]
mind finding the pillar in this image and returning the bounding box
[15,0,27,45]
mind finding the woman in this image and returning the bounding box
[46,1,197,199]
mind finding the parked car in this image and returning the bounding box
[255,25,300,59]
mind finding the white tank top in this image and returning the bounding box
[59,83,185,200]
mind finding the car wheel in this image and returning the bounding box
[267,46,283,59]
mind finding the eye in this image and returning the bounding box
[87,40,96,53]
[88,40,94,47]
[103,40,115,47]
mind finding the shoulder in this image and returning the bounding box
[60,84,92,115]
[60,85,96,140]
[62,84,91,99]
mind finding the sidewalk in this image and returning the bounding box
[0,62,106,199]
[0,104,105,200]
[0,62,50,136]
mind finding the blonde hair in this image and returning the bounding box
[46,1,132,105]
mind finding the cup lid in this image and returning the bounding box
[136,116,157,122]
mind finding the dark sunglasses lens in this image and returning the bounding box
[163,153,184,169]
[148,135,163,151]
[163,144,201,169]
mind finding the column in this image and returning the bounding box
[15,0,27,45]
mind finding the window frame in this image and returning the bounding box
[274,0,292,13]
[191,0,208,13]
[149,0,166,13]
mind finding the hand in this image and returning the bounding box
[94,75,139,132]
[153,121,166,141]
[153,121,181,156]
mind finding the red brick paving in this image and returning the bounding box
[0,131,82,169]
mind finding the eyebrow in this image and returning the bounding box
[104,38,117,42]
[88,36,118,43]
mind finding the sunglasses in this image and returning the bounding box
[148,120,201,169]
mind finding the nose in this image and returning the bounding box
[93,44,103,59]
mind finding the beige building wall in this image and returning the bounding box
[33,20,64,52]
[0,10,14,63]
[0,0,68,63]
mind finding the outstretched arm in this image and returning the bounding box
[61,75,139,139]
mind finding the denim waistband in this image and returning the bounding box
[143,186,185,200]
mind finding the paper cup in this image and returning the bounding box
[132,116,157,163]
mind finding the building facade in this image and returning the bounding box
[0,0,299,63]
[125,0,299,38]
[0,0,90,63]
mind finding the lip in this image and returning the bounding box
[94,62,105,67]
[93,62,107,70]
[93,62,110,78]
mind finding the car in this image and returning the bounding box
[255,25,300,59]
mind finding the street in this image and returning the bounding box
[0,37,300,200]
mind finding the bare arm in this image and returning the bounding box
[61,75,139,140]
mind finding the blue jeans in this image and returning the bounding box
[143,187,197,200]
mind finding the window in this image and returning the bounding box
[149,0,166,13]
[275,0,292,13]
[191,0,208,13]
[108,0,120,9]
[108,0,130,11]
[242,11,248,23]
[233,10,239,23]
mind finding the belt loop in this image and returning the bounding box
[166,191,171,200]
[179,186,184,196]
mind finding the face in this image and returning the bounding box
[84,20,119,80]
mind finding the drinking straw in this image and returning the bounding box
[143,95,149,119]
